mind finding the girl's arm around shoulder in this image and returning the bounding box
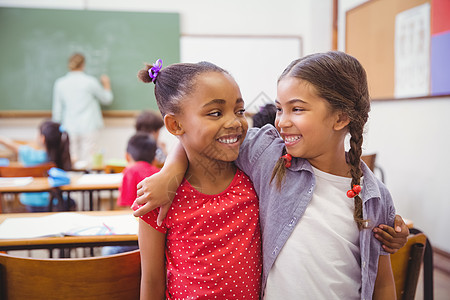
[235,124,281,175]
[138,219,166,300]
[373,255,397,300]
[133,142,188,223]
[372,179,409,254]
[374,215,409,254]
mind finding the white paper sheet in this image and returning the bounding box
[0,212,137,239]
[0,177,33,187]
[75,173,123,185]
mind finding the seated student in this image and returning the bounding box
[135,110,166,167]
[117,132,160,208]
[0,120,73,212]
[102,132,160,256]
[252,103,277,128]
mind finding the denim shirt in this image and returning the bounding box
[235,125,395,300]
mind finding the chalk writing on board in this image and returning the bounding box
[69,44,110,77]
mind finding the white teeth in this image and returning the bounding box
[218,136,238,144]
[285,135,301,142]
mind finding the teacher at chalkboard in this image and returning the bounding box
[52,53,113,169]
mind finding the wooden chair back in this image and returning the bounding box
[0,249,141,300]
[0,162,56,178]
[361,153,376,172]
[104,164,126,174]
[390,232,427,300]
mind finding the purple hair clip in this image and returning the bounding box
[148,59,163,82]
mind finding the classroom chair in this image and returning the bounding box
[0,162,57,213]
[0,162,56,177]
[0,249,141,300]
[101,164,125,210]
[104,164,126,174]
[361,153,385,182]
[390,230,431,300]
[361,153,376,172]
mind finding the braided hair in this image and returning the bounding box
[271,51,370,230]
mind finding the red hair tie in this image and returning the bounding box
[347,185,362,198]
[281,154,292,168]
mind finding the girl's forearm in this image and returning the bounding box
[133,141,187,217]
[0,137,19,154]
[373,255,397,300]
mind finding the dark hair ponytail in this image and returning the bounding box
[40,120,72,170]
[272,51,370,230]
[137,60,229,116]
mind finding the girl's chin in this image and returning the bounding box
[284,147,301,158]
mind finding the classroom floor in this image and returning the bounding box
[415,250,450,300]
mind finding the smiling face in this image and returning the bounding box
[175,71,248,164]
[275,77,349,169]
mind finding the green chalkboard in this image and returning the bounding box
[0,8,180,111]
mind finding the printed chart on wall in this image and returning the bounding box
[181,35,302,113]
[394,3,430,98]
[346,0,450,99]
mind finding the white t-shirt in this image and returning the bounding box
[264,166,362,299]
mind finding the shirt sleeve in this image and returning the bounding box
[380,185,396,256]
[18,145,48,166]
[52,81,63,122]
[235,124,280,177]
[134,205,168,234]
[117,168,139,207]
[90,77,113,105]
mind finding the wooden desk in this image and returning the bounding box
[60,174,121,211]
[0,210,137,252]
[0,174,121,211]
[0,177,53,193]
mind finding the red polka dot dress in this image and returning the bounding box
[139,169,262,299]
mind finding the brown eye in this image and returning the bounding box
[208,111,221,117]
[236,109,245,116]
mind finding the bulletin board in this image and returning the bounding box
[346,0,450,100]
[0,7,180,113]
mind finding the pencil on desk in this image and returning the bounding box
[102,222,115,235]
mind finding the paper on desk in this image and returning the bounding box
[76,173,123,185]
[0,177,33,187]
[0,213,138,239]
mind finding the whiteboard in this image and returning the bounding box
[181,35,302,113]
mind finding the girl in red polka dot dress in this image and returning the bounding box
[134,60,262,299]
